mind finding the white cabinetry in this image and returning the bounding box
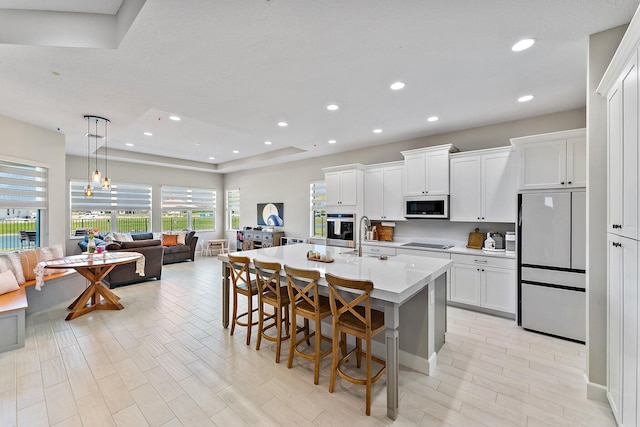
[364,162,404,220]
[597,22,640,426]
[323,165,364,208]
[607,53,638,239]
[510,129,586,190]
[607,234,638,427]
[449,147,516,222]
[401,144,457,196]
[449,253,516,316]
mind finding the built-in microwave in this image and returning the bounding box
[326,213,356,247]
[404,195,449,219]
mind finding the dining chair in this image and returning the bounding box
[284,265,333,385]
[228,254,260,345]
[253,259,290,363]
[325,272,386,416]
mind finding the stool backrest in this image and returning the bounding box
[228,254,251,290]
[253,259,283,297]
[325,272,374,332]
[284,265,321,308]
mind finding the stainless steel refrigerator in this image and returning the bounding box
[517,190,586,342]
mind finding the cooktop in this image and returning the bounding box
[401,242,453,250]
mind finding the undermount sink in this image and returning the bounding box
[401,242,453,250]
[340,250,358,255]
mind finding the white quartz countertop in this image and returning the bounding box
[220,243,452,304]
[361,239,515,259]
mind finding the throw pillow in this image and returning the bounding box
[0,270,19,295]
[113,232,133,242]
[177,231,187,245]
[36,246,59,276]
[162,234,178,246]
[0,252,26,285]
[19,250,39,281]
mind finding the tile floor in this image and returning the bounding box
[0,257,615,426]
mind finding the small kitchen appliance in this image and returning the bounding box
[505,232,516,255]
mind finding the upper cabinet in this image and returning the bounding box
[449,147,516,223]
[401,144,457,196]
[607,52,638,240]
[364,162,404,221]
[322,164,364,208]
[510,128,586,191]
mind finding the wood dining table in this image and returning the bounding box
[41,252,144,321]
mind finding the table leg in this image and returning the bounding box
[66,265,124,321]
[222,261,230,328]
[384,302,400,420]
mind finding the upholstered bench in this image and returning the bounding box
[0,270,78,353]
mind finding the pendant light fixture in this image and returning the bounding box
[83,115,111,197]
[101,117,111,190]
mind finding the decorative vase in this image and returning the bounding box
[88,235,96,254]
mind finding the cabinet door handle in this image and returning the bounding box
[560,182,565,185]
[474,259,488,263]
[568,181,572,185]
[481,269,485,272]
[613,242,622,247]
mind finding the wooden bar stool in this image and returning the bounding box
[326,272,386,416]
[284,265,333,385]
[228,254,260,345]
[253,259,290,363]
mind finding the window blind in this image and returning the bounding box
[70,181,151,211]
[161,186,216,211]
[0,160,48,209]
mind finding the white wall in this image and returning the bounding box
[586,24,627,399]
[0,114,66,249]
[65,155,224,254]
[224,108,585,245]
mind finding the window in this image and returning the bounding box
[310,181,326,238]
[161,186,216,232]
[0,159,47,252]
[70,181,152,236]
[225,188,240,231]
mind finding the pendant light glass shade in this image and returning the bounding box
[83,115,111,197]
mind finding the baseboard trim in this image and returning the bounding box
[585,377,608,403]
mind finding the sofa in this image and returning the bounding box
[129,231,198,264]
[78,238,164,288]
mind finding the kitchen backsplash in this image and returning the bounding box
[392,219,515,246]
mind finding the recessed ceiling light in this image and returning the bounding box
[373,129,383,134]
[427,116,439,122]
[209,156,215,160]
[264,141,272,145]
[125,143,134,147]
[233,150,239,154]
[328,139,337,144]
[144,132,153,136]
[327,104,339,111]
[277,122,288,127]
[518,95,534,102]
[169,115,181,121]
[390,81,405,90]
[512,38,535,52]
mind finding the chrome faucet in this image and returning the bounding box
[358,215,371,257]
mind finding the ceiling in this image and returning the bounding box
[0,0,638,173]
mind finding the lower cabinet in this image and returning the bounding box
[449,253,516,316]
[607,233,638,426]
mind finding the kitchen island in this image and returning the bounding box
[218,243,452,420]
